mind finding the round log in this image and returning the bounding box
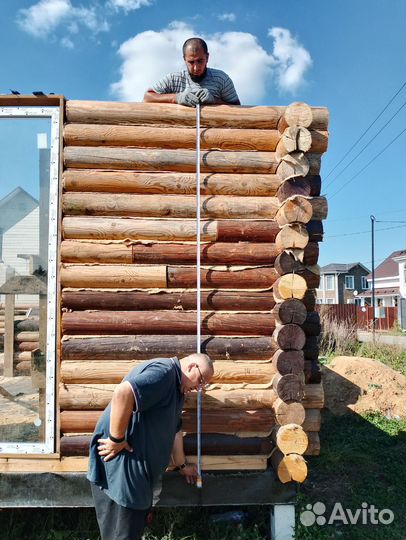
[61,335,277,361]
[306,220,324,242]
[271,449,307,483]
[273,397,305,426]
[304,359,322,384]
[303,289,316,312]
[277,175,321,202]
[61,240,282,265]
[64,147,280,174]
[62,290,276,312]
[15,318,39,331]
[216,220,280,242]
[272,372,305,402]
[273,274,308,301]
[276,152,309,180]
[167,266,278,289]
[279,102,329,131]
[271,349,305,374]
[274,251,305,275]
[62,170,283,196]
[301,312,321,337]
[64,123,284,151]
[62,311,276,336]
[303,409,321,432]
[275,196,313,226]
[15,332,40,342]
[302,384,324,409]
[275,224,309,251]
[272,324,306,350]
[61,360,275,384]
[272,299,307,325]
[274,423,308,455]
[305,432,320,456]
[15,360,31,374]
[303,336,319,360]
[18,341,40,352]
[65,101,289,129]
[62,193,280,219]
[60,264,167,288]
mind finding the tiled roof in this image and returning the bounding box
[366,250,406,280]
[320,262,370,274]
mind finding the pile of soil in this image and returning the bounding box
[322,355,405,418]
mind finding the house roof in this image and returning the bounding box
[357,287,400,298]
[320,262,370,274]
[366,250,406,280]
[0,187,38,232]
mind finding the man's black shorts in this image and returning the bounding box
[91,483,148,540]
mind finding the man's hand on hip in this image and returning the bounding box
[176,90,200,107]
[97,437,133,462]
[194,88,215,104]
[180,463,198,484]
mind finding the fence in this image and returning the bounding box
[317,304,398,331]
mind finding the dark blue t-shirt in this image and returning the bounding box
[87,357,184,509]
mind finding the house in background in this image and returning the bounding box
[356,250,405,308]
[0,187,39,305]
[316,263,370,304]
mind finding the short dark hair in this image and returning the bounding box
[182,37,208,56]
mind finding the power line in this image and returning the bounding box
[324,101,406,190]
[325,224,405,238]
[324,82,406,180]
[329,128,406,199]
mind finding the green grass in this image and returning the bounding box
[355,343,406,374]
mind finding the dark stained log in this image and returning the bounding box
[274,253,320,289]
[305,432,321,456]
[61,335,277,361]
[301,312,322,337]
[303,336,319,361]
[272,373,305,402]
[15,318,39,331]
[303,289,316,312]
[273,398,305,426]
[18,341,40,352]
[272,324,306,350]
[61,240,283,265]
[306,220,324,242]
[304,359,322,384]
[62,193,280,219]
[274,245,319,273]
[62,170,283,196]
[62,290,276,312]
[272,299,307,325]
[60,433,274,457]
[64,147,280,174]
[62,311,276,336]
[271,349,304,375]
[277,175,321,203]
[167,266,278,289]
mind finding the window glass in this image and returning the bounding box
[345,275,354,289]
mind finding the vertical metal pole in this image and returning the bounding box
[370,215,376,341]
[195,104,202,489]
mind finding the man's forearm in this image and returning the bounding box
[171,430,186,467]
[109,381,135,439]
[143,90,177,104]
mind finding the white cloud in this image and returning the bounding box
[17,0,110,41]
[60,36,74,48]
[269,27,312,92]
[17,0,71,37]
[111,22,312,104]
[108,0,152,12]
[218,13,236,22]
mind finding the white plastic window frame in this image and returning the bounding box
[325,275,334,291]
[345,275,355,290]
[0,106,59,454]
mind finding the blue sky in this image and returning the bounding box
[0,0,405,268]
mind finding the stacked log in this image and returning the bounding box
[60,100,328,476]
[269,103,327,483]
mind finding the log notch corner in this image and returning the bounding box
[270,102,328,483]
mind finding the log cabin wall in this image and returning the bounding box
[59,100,328,481]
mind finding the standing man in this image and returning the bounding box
[87,353,214,540]
[144,37,240,107]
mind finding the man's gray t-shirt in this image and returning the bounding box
[152,67,240,104]
[87,357,184,509]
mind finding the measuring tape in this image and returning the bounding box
[195,103,202,489]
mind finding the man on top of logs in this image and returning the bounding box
[87,353,214,540]
[143,37,241,107]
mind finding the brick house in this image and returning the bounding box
[316,263,370,304]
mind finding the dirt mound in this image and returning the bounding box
[322,356,405,418]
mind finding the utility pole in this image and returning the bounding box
[370,215,376,341]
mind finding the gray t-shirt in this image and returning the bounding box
[87,357,184,509]
[152,67,240,104]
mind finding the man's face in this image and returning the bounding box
[183,46,209,80]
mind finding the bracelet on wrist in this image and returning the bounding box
[109,433,125,444]
[174,462,187,471]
